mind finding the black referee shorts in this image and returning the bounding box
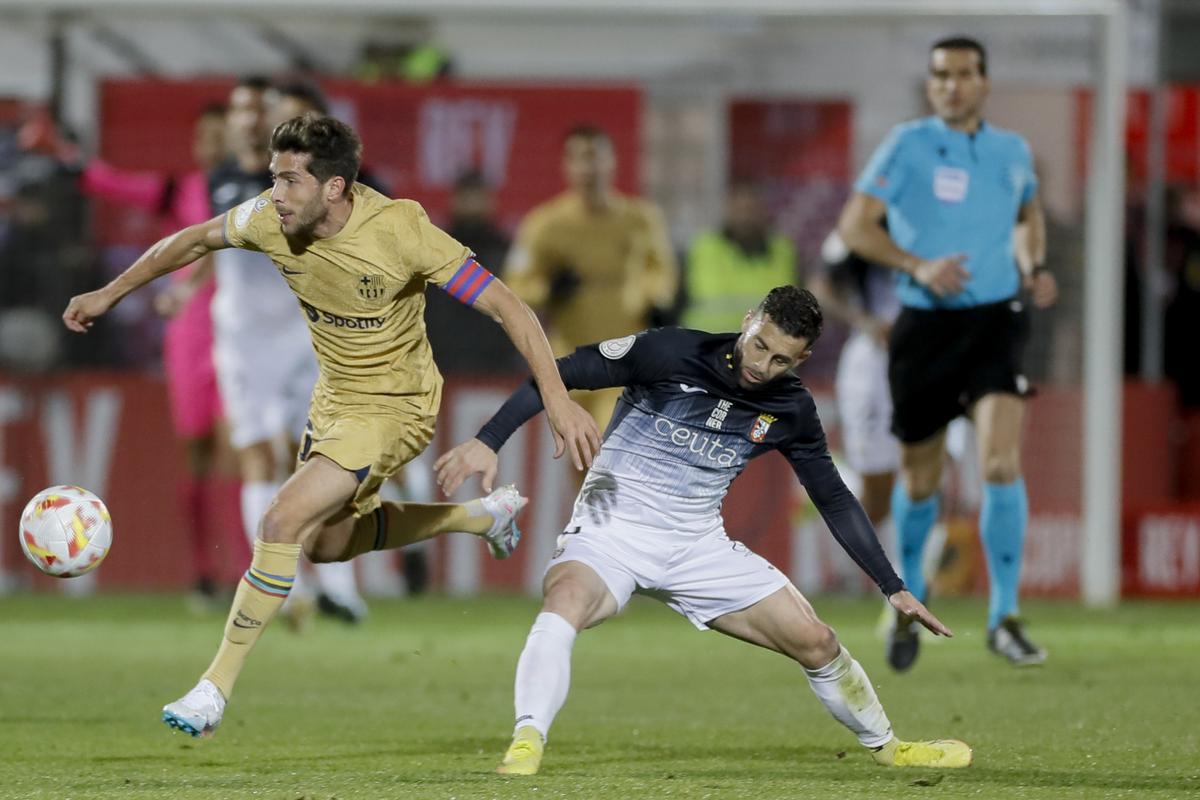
[887,298,1032,444]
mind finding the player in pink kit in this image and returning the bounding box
[81,104,247,603]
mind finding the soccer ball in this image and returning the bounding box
[18,485,113,577]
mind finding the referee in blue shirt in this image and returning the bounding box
[838,36,1058,671]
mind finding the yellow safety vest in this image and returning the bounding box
[682,230,798,332]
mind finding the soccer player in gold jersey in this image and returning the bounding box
[63,114,601,737]
[505,125,677,433]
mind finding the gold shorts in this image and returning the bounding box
[297,393,437,516]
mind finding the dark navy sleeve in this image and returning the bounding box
[782,397,906,596]
[476,329,679,452]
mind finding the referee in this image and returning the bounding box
[838,36,1058,671]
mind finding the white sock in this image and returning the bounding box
[313,561,367,616]
[804,647,893,749]
[513,611,577,740]
[239,481,279,547]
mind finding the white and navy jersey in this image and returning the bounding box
[207,159,300,335]
[477,327,905,596]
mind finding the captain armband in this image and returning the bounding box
[439,258,495,306]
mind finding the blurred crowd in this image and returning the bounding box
[0,108,93,371]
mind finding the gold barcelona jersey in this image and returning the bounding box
[222,183,471,415]
[504,191,677,354]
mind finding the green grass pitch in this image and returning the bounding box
[0,593,1196,799]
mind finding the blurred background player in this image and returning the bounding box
[79,104,245,607]
[505,124,677,439]
[269,82,327,138]
[838,36,1057,670]
[681,180,798,333]
[209,76,366,625]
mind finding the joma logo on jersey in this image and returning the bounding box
[750,414,776,443]
[357,275,387,300]
[299,300,385,330]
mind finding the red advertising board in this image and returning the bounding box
[96,78,642,244]
[1122,506,1200,598]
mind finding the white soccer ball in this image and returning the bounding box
[18,485,113,578]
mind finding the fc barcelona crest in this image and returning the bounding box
[750,413,776,443]
[358,274,386,300]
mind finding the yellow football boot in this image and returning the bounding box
[497,725,545,776]
[871,737,973,768]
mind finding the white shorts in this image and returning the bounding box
[213,327,318,450]
[547,520,790,630]
[835,331,900,476]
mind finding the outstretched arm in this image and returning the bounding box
[435,334,665,494]
[788,440,952,637]
[63,215,228,332]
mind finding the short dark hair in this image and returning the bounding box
[236,75,273,93]
[930,36,987,76]
[563,124,611,148]
[276,82,329,115]
[759,286,823,344]
[270,115,361,192]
